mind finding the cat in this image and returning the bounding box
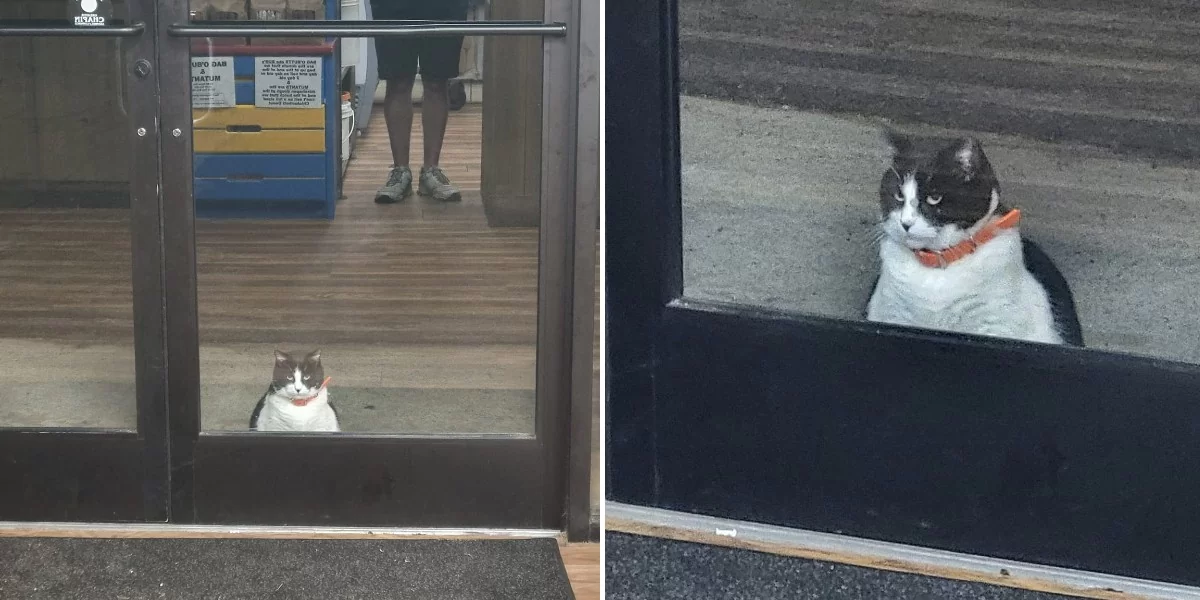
[249,349,341,432]
[865,131,1083,346]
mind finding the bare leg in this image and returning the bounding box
[383,76,416,167]
[420,78,450,167]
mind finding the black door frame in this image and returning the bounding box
[157,0,585,531]
[607,0,1200,585]
[0,1,169,523]
[0,0,596,539]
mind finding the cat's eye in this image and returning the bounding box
[304,375,312,380]
[926,195,943,205]
[892,194,903,203]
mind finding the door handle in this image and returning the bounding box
[0,20,145,37]
[168,20,566,38]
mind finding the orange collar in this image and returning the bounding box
[291,376,331,407]
[913,209,1021,268]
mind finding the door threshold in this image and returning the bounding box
[606,502,1200,600]
[0,522,561,540]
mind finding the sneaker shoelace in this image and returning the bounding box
[425,166,452,186]
[386,168,408,187]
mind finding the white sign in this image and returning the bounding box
[255,57,322,109]
[191,57,237,108]
[72,0,110,27]
[73,13,104,26]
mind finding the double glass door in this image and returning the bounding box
[0,0,581,530]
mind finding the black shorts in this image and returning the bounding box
[371,1,469,81]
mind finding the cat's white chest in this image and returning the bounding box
[867,231,1062,344]
[254,389,340,432]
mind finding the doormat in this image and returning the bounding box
[0,537,575,599]
[606,532,1075,600]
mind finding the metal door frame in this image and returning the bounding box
[155,0,595,536]
[0,1,169,522]
[0,0,596,540]
[607,0,1200,584]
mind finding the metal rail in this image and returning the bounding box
[168,20,567,38]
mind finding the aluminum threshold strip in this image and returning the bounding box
[0,22,144,36]
[606,502,1200,600]
[169,20,566,38]
[0,522,559,539]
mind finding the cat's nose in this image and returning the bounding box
[901,222,912,231]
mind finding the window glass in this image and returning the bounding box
[680,1,1200,363]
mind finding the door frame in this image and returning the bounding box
[0,0,595,539]
[156,0,590,532]
[0,0,169,523]
[607,0,1200,585]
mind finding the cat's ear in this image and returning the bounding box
[949,137,986,179]
[883,128,913,160]
[307,349,321,363]
[274,350,288,364]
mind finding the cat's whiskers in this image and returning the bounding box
[867,221,889,248]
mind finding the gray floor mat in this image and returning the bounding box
[0,537,573,600]
[606,532,1077,600]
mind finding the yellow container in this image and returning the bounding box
[193,129,325,153]
[192,106,325,130]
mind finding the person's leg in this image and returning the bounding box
[414,21,466,202]
[372,12,420,203]
[383,75,416,167]
[420,77,450,167]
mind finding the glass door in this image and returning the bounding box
[0,0,167,521]
[156,0,582,528]
[609,0,1200,589]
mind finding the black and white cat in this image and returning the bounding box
[249,349,341,432]
[866,131,1083,346]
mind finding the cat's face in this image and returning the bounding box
[272,349,323,397]
[878,132,1003,251]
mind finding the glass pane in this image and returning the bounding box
[0,1,136,429]
[679,2,1200,363]
[188,0,543,434]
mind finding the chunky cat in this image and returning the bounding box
[249,349,341,432]
[866,131,1083,346]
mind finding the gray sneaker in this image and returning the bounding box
[375,165,413,204]
[418,166,462,202]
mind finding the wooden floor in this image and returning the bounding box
[562,542,601,600]
[0,104,535,349]
[197,104,536,349]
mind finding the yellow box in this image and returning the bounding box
[192,106,325,130]
[193,129,325,153]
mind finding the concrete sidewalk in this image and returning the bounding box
[681,95,1200,365]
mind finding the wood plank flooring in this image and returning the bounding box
[196,104,537,349]
[0,104,531,348]
[562,542,601,600]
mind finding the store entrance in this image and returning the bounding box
[0,0,588,532]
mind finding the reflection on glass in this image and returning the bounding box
[0,2,135,428]
[191,0,543,434]
[679,1,1200,364]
